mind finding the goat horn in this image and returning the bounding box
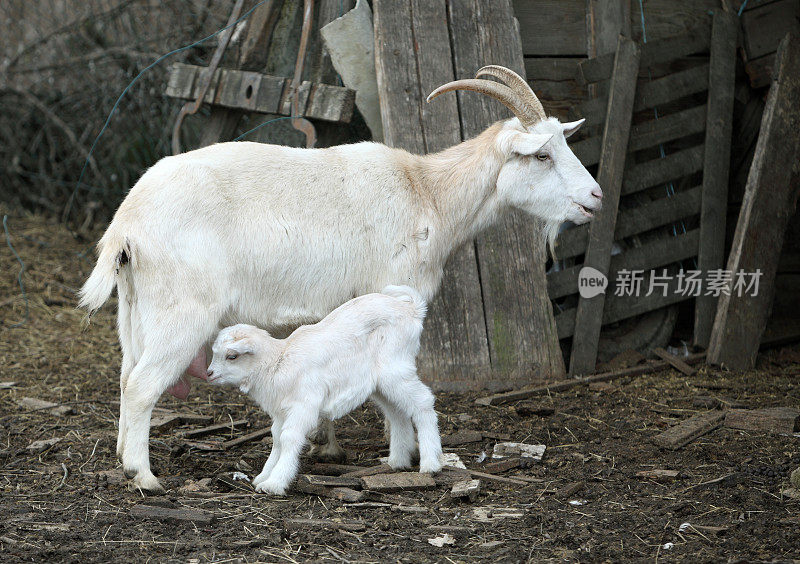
[426,78,538,129]
[475,65,546,125]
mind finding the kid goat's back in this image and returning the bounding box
[206,285,442,495]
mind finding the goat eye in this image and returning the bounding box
[226,353,238,361]
[536,153,550,162]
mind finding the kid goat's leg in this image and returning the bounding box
[381,375,442,473]
[252,415,284,488]
[254,408,318,495]
[371,392,415,470]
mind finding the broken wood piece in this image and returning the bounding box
[472,506,525,523]
[0,382,17,389]
[297,474,362,489]
[636,469,680,482]
[360,472,436,492]
[222,428,271,449]
[481,458,521,474]
[451,479,480,502]
[441,430,483,446]
[556,481,585,499]
[26,437,61,453]
[166,63,356,123]
[448,467,540,486]
[18,397,74,417]
[183,419,249,439]
[492,442,545,461]
[293,480,365,502]
[341,463,392,478]
[725,407,800,434]
[475,353,707,405]
[184,440,225,451]
[652,410,726,450]
[440,453,466,469]
[129,504,215,525]
[283,518,365,532]
[151,412,213,431]
[307,462,365,476]
[653,347,697,376]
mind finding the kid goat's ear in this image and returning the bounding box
[505,132,553,156]
[228,337,255,356]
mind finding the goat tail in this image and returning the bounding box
[78,232,129,314]
[381,285,427,321]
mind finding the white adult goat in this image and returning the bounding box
[206,285,440,495]
[81,65,602,493]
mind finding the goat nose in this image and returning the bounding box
[206,369,214,378]
[591,186,603,200]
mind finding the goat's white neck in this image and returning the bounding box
[406,122,507,253]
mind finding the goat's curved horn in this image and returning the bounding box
[475,65,546,125]
[426,78,538,129]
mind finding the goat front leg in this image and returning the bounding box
[252,416,284,489]
[255,410,317,495]
[308,419,346,463]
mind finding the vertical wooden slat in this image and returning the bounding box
[693,11,738,349]
[569,36,640,375]
[374,0,491,386]
[590,0,631,57]
[707,33,800,370]
[449,0,565,381]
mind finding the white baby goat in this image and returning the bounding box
[81,65,602,493]
[206,285,442,495]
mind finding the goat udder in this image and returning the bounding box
[166,349,208,400]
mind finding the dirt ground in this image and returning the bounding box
[1,210,799,563]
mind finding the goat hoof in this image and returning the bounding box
[126,470,165,494]
[309,444,347,464]
[123,468,138,480]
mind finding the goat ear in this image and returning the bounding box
[508,133,553,156]
[561,118,585,138]
[229,338,255,356]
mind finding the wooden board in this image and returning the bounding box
[741,0,800,60]
[589,0,631,57]
[651,410,725,450]
[374,0,492,387]
[512,0,587,56]
[708,34,800,370]
[694,12,738,349]
[569,37,641,375]
[450,0,565,380]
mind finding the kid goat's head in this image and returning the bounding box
[428,65,602,242]
[207,324,262,393]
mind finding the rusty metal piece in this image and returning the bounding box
[172,0,246,154]
[290,0,317,148]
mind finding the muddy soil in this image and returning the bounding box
[1,211,799,563]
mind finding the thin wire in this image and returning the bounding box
[737,0,749,16]
[3,216,30,328]
[66,0,270,222]
[233,116,294,141]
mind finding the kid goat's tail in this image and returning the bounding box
[381,285,427,321]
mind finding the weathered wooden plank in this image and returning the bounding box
[512,0,588,56]
[548,229,699,299]
[694,12,738,349]
[579,64,710,125]
[571,105,707,167]
[450,0,565,381]
[652,410,725,450]
[557,266,693,339]
[708,34,800,370]
[623,145,704,195]
[569,37,640,375]
[524,57,585,81]
[475,352,707,405]
[741,0,800,60]
[554,185,701,260]
[725,407,800,434]
[167,63,355,123]
[374,0,491,385]
[580,23,711,83]
[590,0,631,57]
[653,347,697,376]
[629,0,717,44]
[361,472,437,492]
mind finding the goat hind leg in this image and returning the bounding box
[308,419,346,463]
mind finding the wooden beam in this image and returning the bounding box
[590,0,631,57]
[569,37,640,375]
[450,0,565,381]
[694,12,738,349]
[708,33,800,369]
[374,0,491,386]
